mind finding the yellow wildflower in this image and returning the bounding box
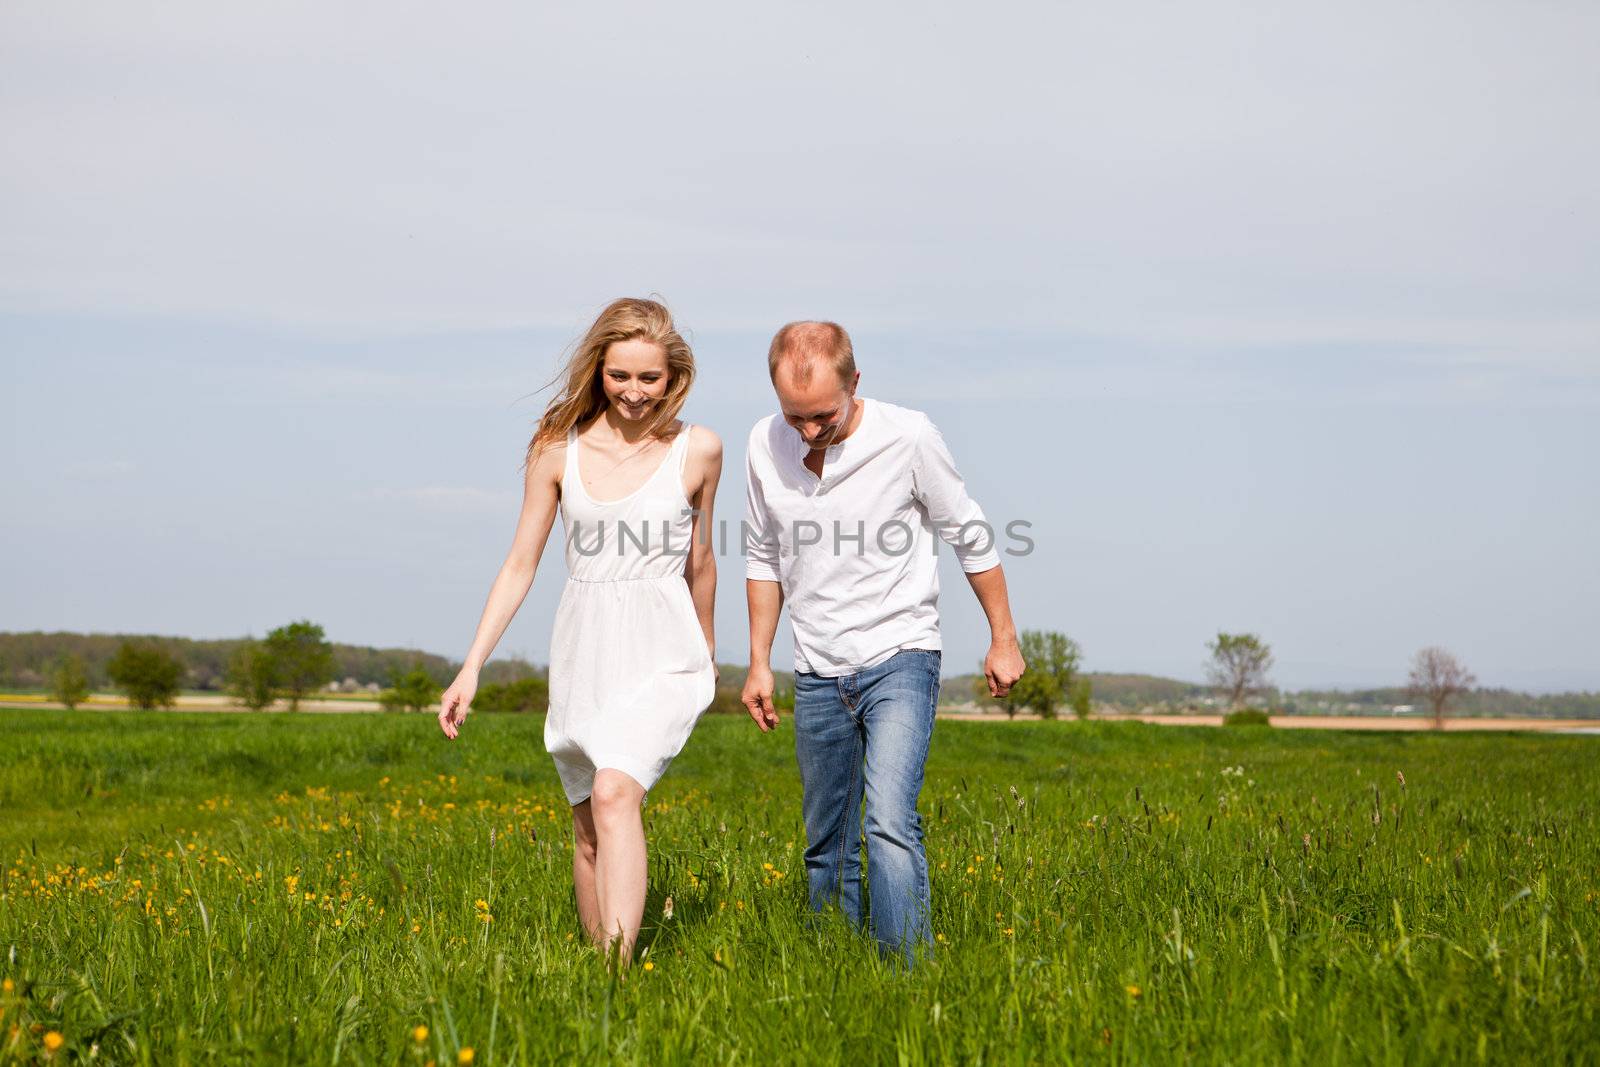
[1125,984,1142,998]
[43,1030,65,1051]
[413,1024,429,1043]
[457,1048,475,1065]
[643,961,655,972]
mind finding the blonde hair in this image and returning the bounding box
[525,297,695,466]
[768,320,856,385]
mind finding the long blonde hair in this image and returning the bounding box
[525,297,696,467]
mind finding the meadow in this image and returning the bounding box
[2,710,1596,1065]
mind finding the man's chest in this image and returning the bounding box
[766,458,917,530]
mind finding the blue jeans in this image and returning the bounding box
[793,648,940,964]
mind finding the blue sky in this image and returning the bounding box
[3,2,1597,690]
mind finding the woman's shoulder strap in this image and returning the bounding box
[676,422,694,474]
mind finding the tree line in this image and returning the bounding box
[36,621,550,715]
[972,630,1512,728]
[0,631,537,693]
[24,624,793,718]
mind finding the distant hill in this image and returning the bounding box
[1284,686,1600,719]
[1083,672,1207,706]
[939,668,1599,718]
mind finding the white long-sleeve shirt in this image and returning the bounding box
[745,397,1001,677]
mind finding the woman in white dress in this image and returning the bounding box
[437,297,721,961]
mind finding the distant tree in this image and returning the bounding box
[997,630,1080,720]
[1408,647,1476,730]
[1206,632,1273,710]
[107,641,184,710]
[226,640,278,711]
[1067,674,1094,721]
[381,663,442,713]
[265,621,335,712]
[48,653,91,709]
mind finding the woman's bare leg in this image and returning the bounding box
[571,799,602,942]
[589,768,648,961]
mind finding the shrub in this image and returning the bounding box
[381,665,442,714]
[107,641,184,710]
[48,654,91,709]
[226,641,278,711]
[1068,675,1093,720]
[1223,708,1272,727]
[473,676,549,714]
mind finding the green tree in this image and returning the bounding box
[107,641,184,710]
[265,620,335,712]
[1206,632,1273,710]
[381,663,442,713]
[226,640,278,711]
[1067,674,1094,720]
[48,653,92,709]
[999,630,1082,719]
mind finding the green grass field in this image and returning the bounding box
[2,710,1597,1064]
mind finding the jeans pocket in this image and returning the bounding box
[898,648,942,679]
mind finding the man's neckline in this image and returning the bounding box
[794,397,870,484]
[797,396,869,457]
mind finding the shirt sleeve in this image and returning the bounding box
[744,429,783,583]
[910,414,1001,574]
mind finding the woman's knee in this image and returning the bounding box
[589,770,643,822]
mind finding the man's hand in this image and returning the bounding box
[742,662,780,732]
[984,636,1025,698]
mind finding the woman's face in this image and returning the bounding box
[600,339,670,421]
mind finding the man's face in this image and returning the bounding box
[775,365,859,450]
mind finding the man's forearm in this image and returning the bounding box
[746,579,784,667]
[966,565,1018,645]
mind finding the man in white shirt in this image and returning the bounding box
[742,320,1026,964]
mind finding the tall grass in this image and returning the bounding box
[2,709,1596,1064]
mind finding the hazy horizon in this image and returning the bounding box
[4,3,1597,691]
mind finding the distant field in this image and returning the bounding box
[2,710,1597,1064]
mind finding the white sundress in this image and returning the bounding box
[544,423,716,805]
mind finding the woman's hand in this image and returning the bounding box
[438,670,479,740]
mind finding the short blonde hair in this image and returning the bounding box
[768,320,856,386]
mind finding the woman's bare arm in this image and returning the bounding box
[439,442,564,738]
[683,426,723,671]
